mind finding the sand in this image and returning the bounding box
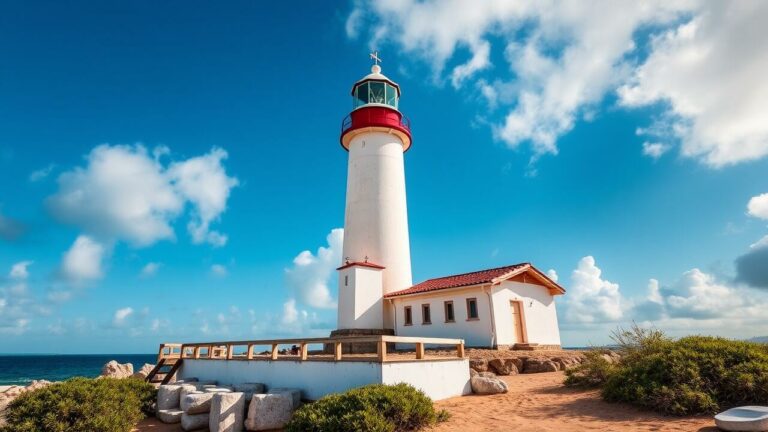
[134,372,718,432]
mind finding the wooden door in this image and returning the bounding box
[510,301,525,343]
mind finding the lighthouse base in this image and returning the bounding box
[325,328,395,354]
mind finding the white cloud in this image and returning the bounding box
[210,264,228,277]
[47,144,237,248]
[747,193,768,220]
[285,228,343,309]
[564,256,623,323]
[168,148,239,247]
[618,3,768,167]
[546,269,558,282]
[9,261,33,280]
[61,235,105,283]
[642,142,670,160]
[29,164,55,182]
[140,262,162,278]
[349,1,768,168]
[113,307,134,327]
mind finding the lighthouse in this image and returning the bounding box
[335,54,413,333]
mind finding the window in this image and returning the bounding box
[466,298,479,320]
[354,82,369,108]
[369,81,385,104]
[421,304,431,324]
[385,83,398,108]
[344,275,348,287]
[404,306,412,326]
[444,301,455,323]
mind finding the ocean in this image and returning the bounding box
[0,354,157,386]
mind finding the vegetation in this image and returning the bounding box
[565,324,768,415]
[285,383,448,432]
[1,377,157,432]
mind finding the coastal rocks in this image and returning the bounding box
[0,380,53,413]
[489,358,522,375]
[470,375,508,395]
[157,384,183,411]
[469,359,489,372]
[181,412,210,431]
[100,360,133,379]
[523,359,559,373]
[554,357,582,370]
[233,383,265,401]
[268,388,302,409]
[209,392,246,432]
[131,363,155,380]
[157,408,183,424]
[182,393,215,414]
[245,393,294,431]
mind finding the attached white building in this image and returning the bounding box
[384,263,565,349]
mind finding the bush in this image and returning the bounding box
[285,383,446,432]
[564,350,617,388]
[568,324,768,415]
[1,377,157,432]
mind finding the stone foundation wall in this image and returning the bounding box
[324,328,396,354]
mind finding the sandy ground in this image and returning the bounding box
[134,372,718,432]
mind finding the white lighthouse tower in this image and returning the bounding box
[335,54,413,334]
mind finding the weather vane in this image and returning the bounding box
[369,50,382,66]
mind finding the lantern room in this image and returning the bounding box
[341,63,412,152]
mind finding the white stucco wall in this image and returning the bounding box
[492,281,561,346]
[337,266,384,329]
[343,131,413,328]
[178,359,468,401]
[391,286,495,347]
[381,360,471,400]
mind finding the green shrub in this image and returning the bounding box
[569,324,768,415]
[285,383,446,432]
[564,350,617,388]
[1,377,157,432]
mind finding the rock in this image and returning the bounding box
[469,369,478,377]
[131,363,155,380]
[204,387,233,393]
[182,392,215,414]
[0,381,53,413]
[268,388,302,409]
[488,358,520,375]
[181,412,210,431]
[157,408,183,424]
[158,384,183,410]
[234,383,265,402]
[245,393,294,431]
[179,384,200,406]
[478,371,497,378]
[554,357,581,370]
[469,358,489,372]
[523,359,559,373]
[100,360,134,379]
[209,392,245,432]
[470,376,508,395]
[176,378,200,383]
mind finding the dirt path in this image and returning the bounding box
[135,372,718,432]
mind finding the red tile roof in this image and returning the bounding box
[384,263,565,298]
[336,261,385,271]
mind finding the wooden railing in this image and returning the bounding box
[157,335,465,363]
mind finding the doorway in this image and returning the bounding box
[510,301,526,343]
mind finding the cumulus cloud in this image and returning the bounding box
[29,164,55,182]
[747,193,768,220]
[210,264,228,277]
[10,261,33,280]
[735,192,768,289]
[349,1,768,168]
[284,228,343,309]
[112,307,134,327]
[139,262,162,278]
[61,235,106,283]
[642,142,670,160]
[546,269,558,282]
[564,256,623,323]
[47,144,238,248]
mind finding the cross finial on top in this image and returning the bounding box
[369,50,382,66]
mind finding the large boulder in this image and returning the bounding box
[131,363,155,380]
[181,412,210,431]
[182,392,215,414]
[179,385,200,406]
[157,384,183,410]
[245,393,294,431]
[157,408,183,424]
[209,392,246,432]
[100,360,133,379]
[268,388,302,409]
[488,358,521,375]
[470,376,508,395]
[0,380,52,412]
[523,359,559,373]
[554,357,582,371]
[234,383,265,402]
[469,358,489,372]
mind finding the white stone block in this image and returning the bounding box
[181,412,210,431]
[157,385,183,410]
[180,384,200,403]
[209,392,246,432]
[205,386,234,393]
[267,388,301,409]
[182,392,215,414]
[245,393,293,431]
[157,408,183,424]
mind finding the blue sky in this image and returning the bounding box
[1,1,768,353]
